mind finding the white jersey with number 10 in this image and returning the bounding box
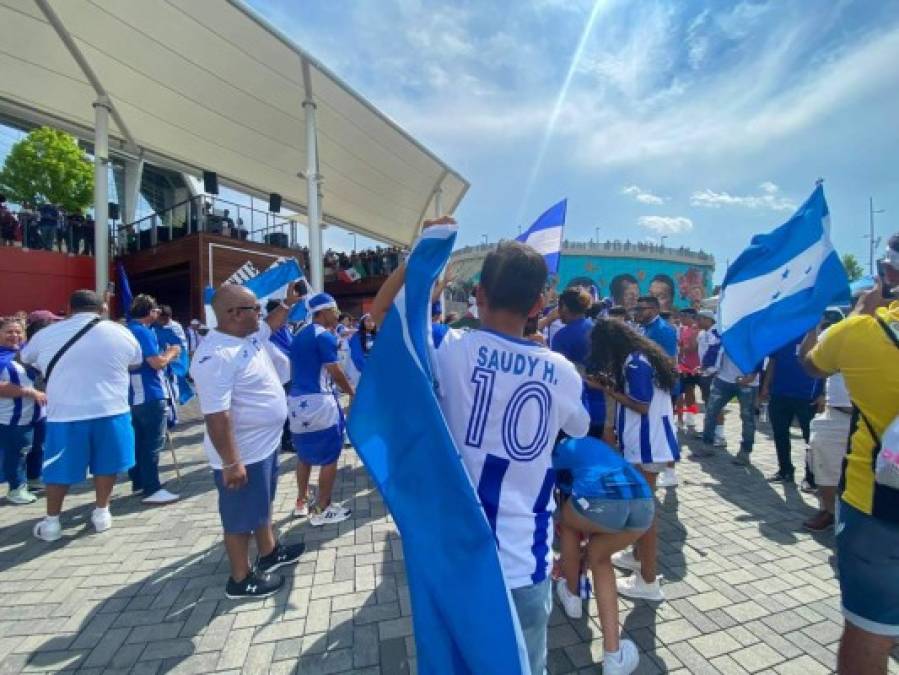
[433,328,590,589]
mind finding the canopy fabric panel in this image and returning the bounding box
[0,0,468,246]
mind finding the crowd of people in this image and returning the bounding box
[323,245,405,282]
[1,221,897,674]
[0,194,96,255]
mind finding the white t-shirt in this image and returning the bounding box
[189,322,287,468]
[716,351,760,386]
[20,313,142,422]
[433,328,589,589]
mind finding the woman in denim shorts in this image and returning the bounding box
[554,436,653,675]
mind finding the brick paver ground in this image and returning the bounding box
[1,403,897,674]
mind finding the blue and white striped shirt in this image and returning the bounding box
[0,359,46,426]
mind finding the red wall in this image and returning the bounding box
[0,247,96,315]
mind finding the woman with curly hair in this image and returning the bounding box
[585,318,680,603]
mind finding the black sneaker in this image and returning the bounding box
[256,542,305,574]
[767,471,794,483]
[225,570,284,600]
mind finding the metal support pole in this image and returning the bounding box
[93,97,110,294]
[304,98,323,290]
[434,186,443,217]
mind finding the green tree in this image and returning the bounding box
[0,127,93,212]
[841,253,864,282]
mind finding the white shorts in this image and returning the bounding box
[808,408,852,487]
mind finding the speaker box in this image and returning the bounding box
[265,232,289,248]
[203,171,219,194]
[108,202,120,220]
[269,192,282,213]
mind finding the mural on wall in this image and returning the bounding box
[448,252,714,310]
[556,256,714,309]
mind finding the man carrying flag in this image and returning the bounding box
[356,216,590,674]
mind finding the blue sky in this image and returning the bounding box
[250,0,899,281]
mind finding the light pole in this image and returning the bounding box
[595,226,600,244]
[349,232,357,252]
[481,234,488,245]
[868,197,885,275]
[660,235,668,249]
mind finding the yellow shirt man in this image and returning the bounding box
[809,301,899,517]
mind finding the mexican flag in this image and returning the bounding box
[339,266,361,283]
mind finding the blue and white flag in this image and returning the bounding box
[516,199,567,274]
[204,258,306,328]
[718,184,849,372]
[117,262,134,320]
[347,224,528,675]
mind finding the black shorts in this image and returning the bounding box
[680,374,702,387]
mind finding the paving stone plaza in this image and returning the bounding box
[1,402,897,675]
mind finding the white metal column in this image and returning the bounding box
[303,98,323,290]
[434,186,444,217]
[93,97,111,294]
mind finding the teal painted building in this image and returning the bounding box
[450,242,715,309]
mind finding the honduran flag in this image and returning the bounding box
[204,258,307,328]
[347,223,528,674]
[516,199,567,274]
[718,183,849,372]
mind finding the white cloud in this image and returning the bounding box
[690,182,796,212]
[622,185,664,205]
[638,216,694,234]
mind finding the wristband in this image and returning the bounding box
[279,301,290,310]
[221,461,239,470]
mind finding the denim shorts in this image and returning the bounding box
[213,451,278,535]
[510,578,551,675]
[572,497,655,532]
[836,500,899,636]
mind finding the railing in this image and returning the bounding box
[112,195,302,255]
[7,211,95,256]
[452,239,714,262]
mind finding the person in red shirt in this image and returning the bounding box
[676,309,702,432]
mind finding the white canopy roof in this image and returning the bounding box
[0,0,468,246]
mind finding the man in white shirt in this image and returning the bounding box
[21,290,143,541]
[190,283,305,599]
[370,232,590,675]
[186,319,204,355]
[700,347,762,461]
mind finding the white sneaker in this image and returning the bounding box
[91,508,112,533]
[656,466,678,488]
[309,503,351,527]
[611,550,641,572]
[33,517,62,542]
[616,574,665,602]
[141,488,179,505]
[555,578,583,619]
[292,497,310,518]
[7,485,37,505]
[603,639,640,675]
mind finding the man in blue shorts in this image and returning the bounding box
[191,283,305,599]
[288,293,355,527]
[22,290,143,541]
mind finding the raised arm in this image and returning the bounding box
[369,216,456,327]
[265,281,303,331]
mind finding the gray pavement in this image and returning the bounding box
[0,403,897,674]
